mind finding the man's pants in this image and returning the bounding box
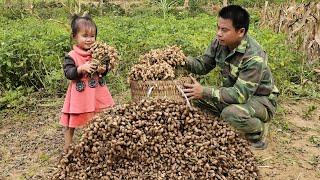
[195,95,277,141]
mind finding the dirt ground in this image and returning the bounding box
[253,99,320,180]
[0,94,319,180]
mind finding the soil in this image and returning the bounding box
[0,94,319,180]
[252,99,320,180]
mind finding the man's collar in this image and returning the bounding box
[234,35,248,54]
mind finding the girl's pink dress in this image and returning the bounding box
[60,46,115,128]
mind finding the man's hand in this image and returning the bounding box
[183,76,204,100]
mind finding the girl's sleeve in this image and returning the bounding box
[63,55,83,80]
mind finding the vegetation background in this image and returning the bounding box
[0,0,319,179]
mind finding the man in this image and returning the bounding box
[183,5,278,150]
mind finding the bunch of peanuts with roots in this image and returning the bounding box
[129,45,188,81]
[90,41,119,74]
[129,62,175,81]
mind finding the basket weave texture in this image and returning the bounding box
[130,77,192,102]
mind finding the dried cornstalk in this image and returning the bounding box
[183,0,189,9]
[260,2,320,62]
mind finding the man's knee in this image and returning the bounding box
[194,100,222,116]
[221,105,246,122]
[221,104,264,136]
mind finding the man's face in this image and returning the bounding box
[216,17,245,50]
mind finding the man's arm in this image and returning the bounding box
[203,56,265,104]
[185,39,218,75]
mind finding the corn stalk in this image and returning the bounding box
[60,0,82,15]
[260,1,320,64]
[157,0,178,19]
[183,0,189,9]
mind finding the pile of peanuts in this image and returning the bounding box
[51,98,260,179]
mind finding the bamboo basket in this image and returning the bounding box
[129,77,192,103]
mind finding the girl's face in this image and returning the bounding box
[73,26,96,50]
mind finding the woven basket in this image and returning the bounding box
[129,77,192,103]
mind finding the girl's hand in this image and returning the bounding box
[97,65,107,74]
[77,62,97,74]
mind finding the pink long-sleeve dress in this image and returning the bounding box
[60,46,115,128]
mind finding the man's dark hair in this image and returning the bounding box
[218,5,250,34]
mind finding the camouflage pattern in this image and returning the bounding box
[186,35,278,141]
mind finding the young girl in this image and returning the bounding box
[60,14,115,151]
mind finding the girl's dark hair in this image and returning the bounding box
[70,13,97,38]
[218,5,250,34]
